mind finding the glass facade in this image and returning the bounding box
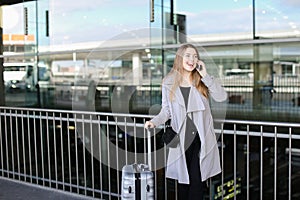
[0,2,300,199]
[1,0,300,122]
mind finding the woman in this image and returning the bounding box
[144,43,227,199]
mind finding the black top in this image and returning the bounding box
[180,86,190,109]
[180,87,199,148]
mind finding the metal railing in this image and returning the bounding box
[0,106,299,200]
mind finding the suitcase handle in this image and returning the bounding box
[133,163,149,172]
[146,128,152,171]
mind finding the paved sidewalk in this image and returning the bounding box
[0,177,96,200]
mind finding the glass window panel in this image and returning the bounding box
[50,0,149,44]
[2,0,50,107]
[255,0,300,38]
[174,0,253,40]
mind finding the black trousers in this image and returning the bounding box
[177,133,205,200]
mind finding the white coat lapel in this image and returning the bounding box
[187,86,205,113]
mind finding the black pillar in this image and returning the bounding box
[0,7,5,105]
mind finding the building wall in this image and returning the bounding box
[1,0,300,122]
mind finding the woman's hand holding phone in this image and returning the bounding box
[195,60,207,77]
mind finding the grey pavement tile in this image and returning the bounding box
[0,177,97,200]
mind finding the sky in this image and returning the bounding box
[2,0,300,45]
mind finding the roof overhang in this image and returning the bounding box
[0,0,36,6]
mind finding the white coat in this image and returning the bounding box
[151,74,227,184]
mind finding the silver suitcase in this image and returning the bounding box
[121,129,154,200]
[121,163,154,200]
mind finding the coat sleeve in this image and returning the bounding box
[201,74,228,102]
[150,84,171,127]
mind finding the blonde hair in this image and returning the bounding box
[167,44,208,100]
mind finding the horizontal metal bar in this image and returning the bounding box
[216,129,300,139]
[1,106,300,129]
[215,119,300,128]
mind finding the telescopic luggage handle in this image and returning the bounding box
[146,128,152,171]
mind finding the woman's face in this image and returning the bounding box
[182,47,198,72]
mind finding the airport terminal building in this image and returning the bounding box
[1,0,300,122]
[0,0,300,199]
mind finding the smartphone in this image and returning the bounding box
[196,64,202,71]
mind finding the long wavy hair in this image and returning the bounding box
[167,43,209,101]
